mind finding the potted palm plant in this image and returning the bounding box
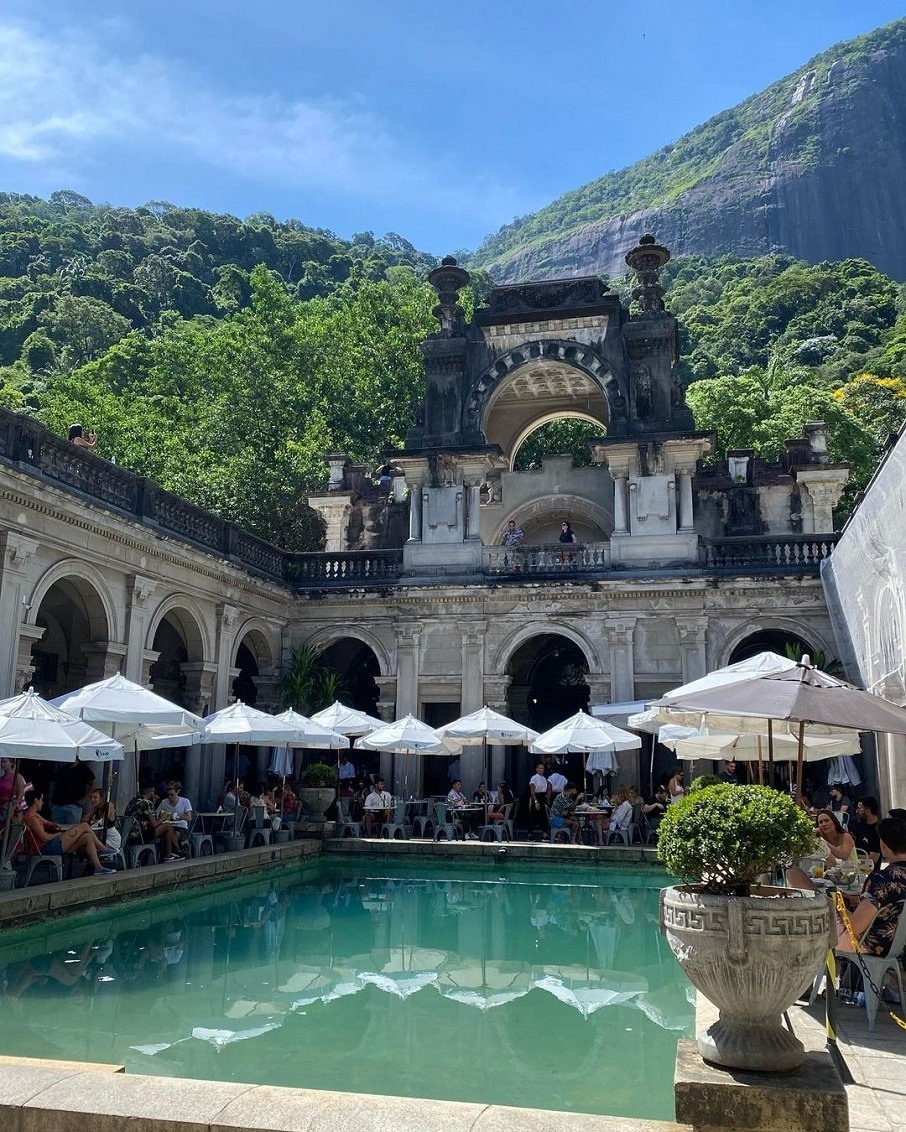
[299,761,337,820]
[658,782,832,1072]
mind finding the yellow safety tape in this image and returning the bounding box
[833,892,906,1031]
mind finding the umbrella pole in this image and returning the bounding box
[795,720,805,805]
[756,734,764,785]
[767,720,774,788]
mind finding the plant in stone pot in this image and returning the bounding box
[299,761,337,820]
[658,783,833,1072]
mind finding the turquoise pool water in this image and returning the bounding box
[0,860,693,1119]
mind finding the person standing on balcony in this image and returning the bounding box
[502,520,524,546]
[559,521,576,544]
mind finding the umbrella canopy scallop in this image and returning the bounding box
[0,689,123,762]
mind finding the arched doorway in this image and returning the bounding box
[729,629,821,666]
[233,642,259,706]
[316,638,381,781]
[146,609,203,789]
[317,639,380,717]
[30,577,110,699]
[506,633,590,791]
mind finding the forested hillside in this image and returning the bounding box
[2,193,906,549]
[472,19,906,282]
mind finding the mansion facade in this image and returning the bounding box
[0,236,897,809]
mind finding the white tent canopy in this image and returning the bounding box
[201,701,305,746]
[530,711,640,756]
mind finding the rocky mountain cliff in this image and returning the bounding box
[473,20,906,282]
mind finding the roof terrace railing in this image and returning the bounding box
[0,408,838,590]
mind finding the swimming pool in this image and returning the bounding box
[0,859,692,1120]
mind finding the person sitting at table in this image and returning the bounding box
[124,782,158,843]
[488,781,514,823]
[338,754,357,786]
[828,784,852,819]
[853,796,882,867]
[473,782,491,804]
[22,789,116,874]
[549,783,580,843]
[835,818,906,956]
[277,782,298,818]
[363,778,393,836]
[816,808,858,866]
[609,788,634,836]
[0,757,26,819]
[85,787,121,852]
[155,781,193,861]
[447,780,480,839]
[667,765,685,805]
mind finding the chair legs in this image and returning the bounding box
[20,854,63,886]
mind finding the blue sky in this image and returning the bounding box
[0,1,902,254]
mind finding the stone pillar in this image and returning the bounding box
[795,468,850,534]
[465,483,482,541]
[458,621,487,791]
[124,576,158,684]
[181,660,219,808]
[613,474,629,535]
[677,470,695,532]
[408,487,424,543]
[305,493,354,552]
[484,677,512,788]
[675,616,709,684]
[605,616,639,787]
[391,626,421,793]
[0,533,38,698]
[16,624,45,692]
[82,642,127,683]
[585,676,611,711]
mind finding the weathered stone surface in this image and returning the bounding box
[674,1039,848,1132]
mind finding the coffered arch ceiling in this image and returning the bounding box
[483,361,608,466]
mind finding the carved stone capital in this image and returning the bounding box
[129,574,157,607]
[604,616,638,647]
[1,532,38,572]
[395,625,422,650]
[675,616,709,645]
[218,603,241,632]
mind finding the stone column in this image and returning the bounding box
[484,676,512,788]
[15,625,45,692]
[408,486,424,543]
[391,626,421,792]
[124,576,158,683]
[675,616,709,684]
[0,533,38,698]
[458,621,487,792]
[181,660,219,808]
[604,616,638,787]
[201,604,241,808]
[305,493,354,552]
[613,474,629,535]
[465,482,482,541]
[677,469,696,532]
[82,642,127,683]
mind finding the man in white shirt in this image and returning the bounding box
[363,778,393,836]
[155,781,193,861]
[527,763,550,839]
[446,779,479,838]
[548,767,568,795]
[338,755,356,783]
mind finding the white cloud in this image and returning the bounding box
[0,19,526,225]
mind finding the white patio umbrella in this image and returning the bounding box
[0,688,123,863]
[530,710,641,791]
[355,714,451,797]
[51,673,204,804]
[310,701,383,737]
[437,957,532,1013]
[656,654,906,801]
[202,701,307,825]
[269,709,349,803]
[436,706,539,788]
[667,729,862,764]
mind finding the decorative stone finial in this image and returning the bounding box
[625,236,671,315]
[427,256,471,336]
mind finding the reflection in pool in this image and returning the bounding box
[0,861,693,1119]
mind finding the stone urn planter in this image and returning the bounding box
[299,787,335,820]
[660,884,832,1071]
[656,782,826,1072]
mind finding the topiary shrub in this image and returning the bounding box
[301,761,337,788]
[689,774,722,792]
[657,783,816,896]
